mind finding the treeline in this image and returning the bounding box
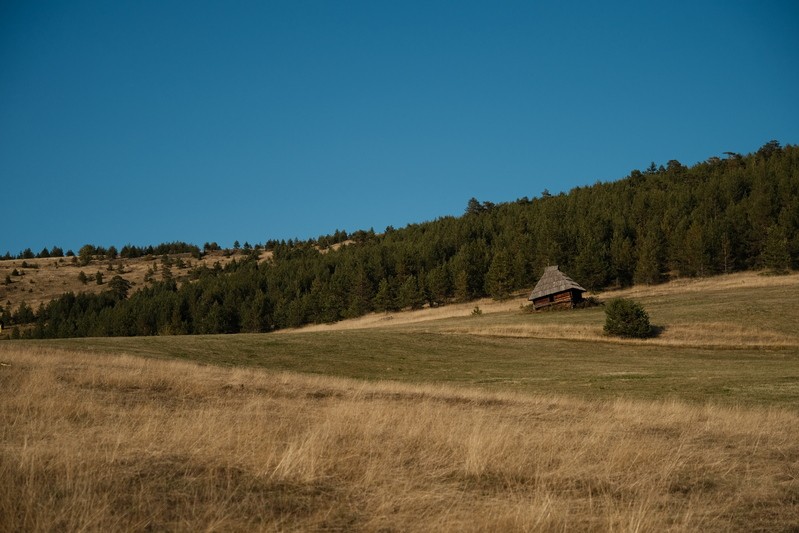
[5,141,798,339]
[2,241,201,261]
[3,246,68,260]
[117,242,201,259]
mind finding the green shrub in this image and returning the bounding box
[604,298,652,338]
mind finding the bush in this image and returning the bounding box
[604,298,652,338]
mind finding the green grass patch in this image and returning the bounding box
[6,273,799,409]
[11,328,799,409]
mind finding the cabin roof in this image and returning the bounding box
[528,265,587,301]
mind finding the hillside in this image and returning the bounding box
[0,250,258,311]
[3,141,798,339]
[4,263,799,530]
[288,270,799,350]
[19,269,799,407]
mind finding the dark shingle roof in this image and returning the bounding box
[528,265,586,301]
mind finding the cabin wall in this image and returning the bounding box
[553,292,573,304]
[532,290,583,310]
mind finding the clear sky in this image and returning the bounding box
[2,1,798,255]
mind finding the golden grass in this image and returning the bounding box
[437,321,799,349]
[2,347,798,531]
[596,270,799,299]
[286,295,525,333]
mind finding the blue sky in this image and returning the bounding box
[2,1,798,254]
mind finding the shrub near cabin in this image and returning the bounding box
[604,298,652,338]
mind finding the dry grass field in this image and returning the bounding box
[2,347,799,532]
[3,270,799,530]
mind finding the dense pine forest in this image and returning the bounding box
[5,141,798,339]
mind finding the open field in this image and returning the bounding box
[2,347,799,531]
[16,271,799,408]
[2,271,799,530]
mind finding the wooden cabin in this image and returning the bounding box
[528,265,587,310]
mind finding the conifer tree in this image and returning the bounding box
[453,270,469,302]
[680,221,711,277]
[761,224,791,274]
[373,278,396,312]
[426,266,451,306]
[107,275,132,300]
[398,276,424,310]
[634,231,663,285]
[573,236,610,291]
[610,232,635,286]
[485,250,512,299]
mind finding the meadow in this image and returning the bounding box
[2,271,799,530]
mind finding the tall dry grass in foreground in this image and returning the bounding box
[2,347,798,532]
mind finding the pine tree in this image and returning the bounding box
[398,276,424,310]
[681,221,711,277]
[78,244,94,266]
[107,275,132,300]
[573,236,610,291]
[347,265,374,316]
[634,231,663,285]
[373,278,396,312]
[453,270,469,302]
[485,250,512,299]
[426,266,451,306]
[610,232,635,287]
[761,225,791,274]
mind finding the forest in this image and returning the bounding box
[4,141,798,339]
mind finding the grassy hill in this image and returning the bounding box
[0,249,260,311]
[2,272,799,530]
[1,140,797,529]
[5,143,798,338]
[13,270,799,407]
